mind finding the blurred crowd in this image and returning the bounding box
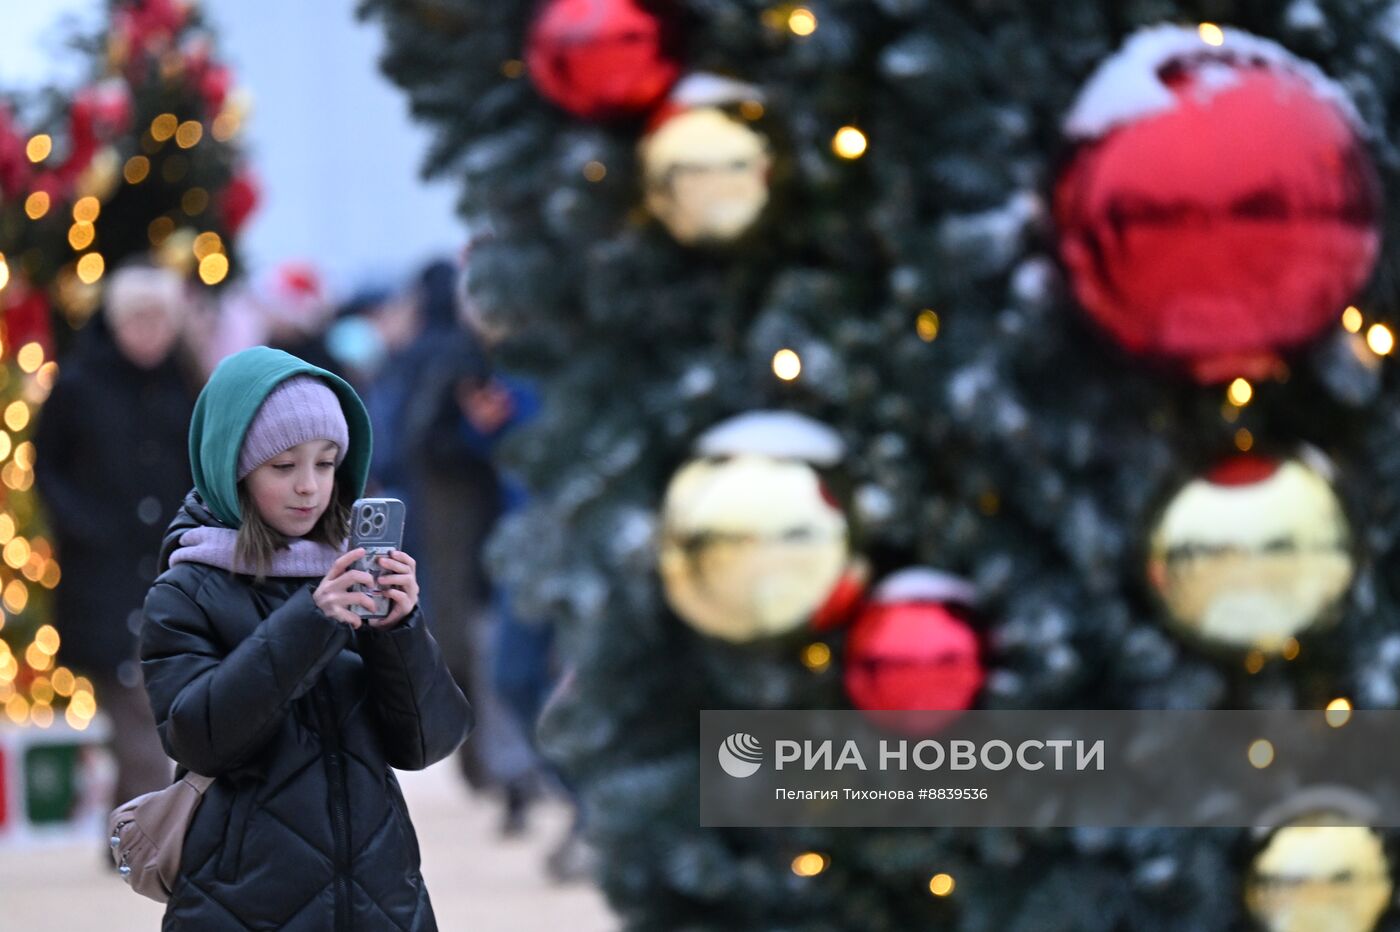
[31,252,589,882]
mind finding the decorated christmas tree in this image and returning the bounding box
[367,0,1400,928]
[0,0,250,748]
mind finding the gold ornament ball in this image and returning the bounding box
[1245,818,1391,932]
[658,454,848,642]
[1146,455,1353,654]
[639,107,772,246]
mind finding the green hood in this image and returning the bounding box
[188,347,372,528]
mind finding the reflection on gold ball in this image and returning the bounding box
[1146,455,1353,654]
[640,107,771,245]
[658,455,847,641]
[1246,817,1390,932]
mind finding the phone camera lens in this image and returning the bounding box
[372,514,385,527]
[359,522,372,535]
[360,506,373,518]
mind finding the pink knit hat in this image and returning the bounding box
[236,375,350,480]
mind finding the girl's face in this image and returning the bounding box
[243,439,339,537]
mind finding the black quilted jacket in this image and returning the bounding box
[140,492,473,930]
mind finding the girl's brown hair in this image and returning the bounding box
[235,480,353,581]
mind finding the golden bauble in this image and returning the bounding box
[640,107,771,245]
[1146,454,1353,654]
[658,454,848,641]
[1245,817,1391,932]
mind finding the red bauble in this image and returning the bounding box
[63,81,133,184]
[525,0,681,120]
[1055,30,1382,384]
[0,107,30,200]
[3,287,54,358]
[844,574,984,732]
[218,170,261,235]
[115,0,189,59]
[811,557,870,633]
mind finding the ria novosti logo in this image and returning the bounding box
[718,733,763,778]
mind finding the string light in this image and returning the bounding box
[5,536,30,568]
[25,134,52,163]
[34,624,59,655]
[801,642,831,672]
[175,120,204,148]
[929,873,956,897]
[1234,428,1253,452]
[124,155,151,184]
[1226,378,1252,406]
[193,232,224,259]
[916,309,940,342]
[1198,22,1225,45]
[788,6,817,35]
[77,252,106,284]
[16,344,43,374]
[739,100,765,121]
[583,161,607,182]
[182,187,210,216]
[1244,650,1265,674]
[500,59,525,79]
[30,703,53,728]
[1247,738,1274,769]
[149,216,175,245]
[1366,323,1394,356]
[1325,697,1352,728]
[68,222,96,251]
[4,401,28,432]
[73,196,100,223]
[832,126,868,159]
[1342,306,1363,333]
[151,113,178,142]
[791,852,829,877]
[1281,637,1299,661]
[52,668,75,697]
[772,348,801,381]
[0,252,8,292]
[24,639,48,670]
[24,191,50,220]
[199,253,230,286]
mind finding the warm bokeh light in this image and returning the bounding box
[124,154,151,184]
[16,344,43,375]
[582,161,607,182]
[1366,323,1394,356]
[801,642,831,672]
[68,222,96,251]
[1226,378,1252,406]
[73,196,101,223]
[929,873,956,897]
[34,624,59,655]
[52,667,76,697]
[788,7,817,35]
[30,702,54,728]
[175,120,204,148]
[1342,305,1364,333]
[1248,738,1274,769]
[772,348,801,381]
[25,191,50,220]
[739,100,765,121]
[1244,650,1265,674]
[199,252,230,285]
[917,309,940,342]
[26,134,52,162]
[0,252,8,292]
[1234,428,1253,452]
[791,852,829,877]
[149,216,176,245]
[24,639,48,670]
[4,401,29,432]
[1198,22,1225,45]
[1326,697,1352,728]
[77,252,106,284]
[832,125,868,159]
[500,59,525,79]
[1281,637,1300,661]
[151,113,178,141]
[194,232,224,259]
[182,187,210,216]
[5,536,31,568]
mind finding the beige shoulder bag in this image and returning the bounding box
[108,771,215,903]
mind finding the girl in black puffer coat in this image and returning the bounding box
[140,347,472,931]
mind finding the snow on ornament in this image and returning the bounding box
[694,410,845,466]
[843,568,984,734]
[657,454,848,643]
[1055,24,1382,384]
[525,0,681,120]
[1146,452,1355,655]
[640,106,772,245]
[1245,815,1391,932]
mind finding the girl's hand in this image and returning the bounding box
[314,548,377,629]
[369,550,419,630]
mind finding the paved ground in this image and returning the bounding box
[0,760,617,930]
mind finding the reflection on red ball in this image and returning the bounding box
[1055,62,1382,384]
[525,0,681,120]
[844,600,984,733]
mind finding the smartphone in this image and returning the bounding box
[348,497,406,620]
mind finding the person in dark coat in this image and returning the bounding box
[139,347,471,931]
[33,260,198,825]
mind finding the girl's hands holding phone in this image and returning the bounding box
[314,548,377,629]
[371,550,419,630]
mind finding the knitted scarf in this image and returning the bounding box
[168,525,341,577]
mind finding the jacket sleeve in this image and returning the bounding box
[32,374,113,545]
[140,579,352,776]
[355,608,473,770]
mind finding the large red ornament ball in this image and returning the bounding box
[844,569,984,732]
[525,0,682,120]
[1055,25,1382,384]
